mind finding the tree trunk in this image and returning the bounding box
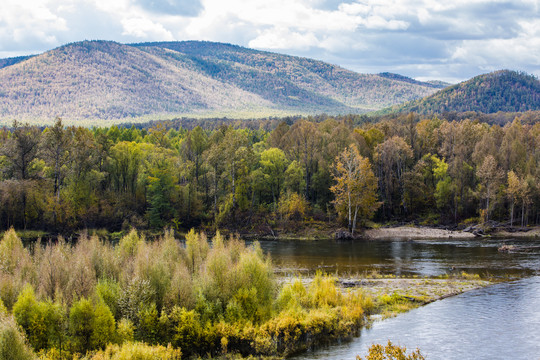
[521,201,525,227]
[352,205,359,236]
[347,189,352,233]
[510,201,514,227]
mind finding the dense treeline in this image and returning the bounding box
[0,229,372,359]
[1,111,540,234]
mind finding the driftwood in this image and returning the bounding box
[334,230,354,240]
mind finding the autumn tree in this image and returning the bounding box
[331,144,379,235]
[1,121,41,228]
[507,170,520,226]
[41,118,73,199]
[476,155,504,222]
[374,136,413,217]
[282,120,322,201]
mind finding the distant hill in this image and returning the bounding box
[0,55,34,69]
[388,70,540,114]
[0,40,444,123]
[377,72,450,88]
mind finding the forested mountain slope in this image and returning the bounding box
[389,70,540,114]
[0,40,443,123]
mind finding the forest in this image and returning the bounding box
[1,111,540,235]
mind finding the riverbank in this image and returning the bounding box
[363,225,540,240]
[492,227,540,237]
[362,226,476,239]
[8,222,540,244]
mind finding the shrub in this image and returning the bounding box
[117,277,153,325]
[13,285,48,351]
[69,298,115,353]
[169,307,204,357]
[133,242,170,312]
[135,303,160,344]
[357,340,425,360]
[0,273,24,310]
[35,238,71,302]
[115,319,134,344]
[91,302,116,350]
[0,314,36,360]
[164,262,194,310]
[85,342,181,360]
[0,228,31,275]
[96,279,121,320]
[116,229,143,263]
[278,192,309,221]
[308,272,341,308]
[185,229,209,275]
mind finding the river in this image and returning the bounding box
[254,237,540,359]
[256,237,540,277]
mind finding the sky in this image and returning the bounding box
[0,0,539,83]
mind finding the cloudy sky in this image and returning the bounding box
[1,0,539,82]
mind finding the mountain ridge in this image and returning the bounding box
[0,40,444,123]
[385,70,540,114]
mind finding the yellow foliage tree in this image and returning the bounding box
[331,144,379,235]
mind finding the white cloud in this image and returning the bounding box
[249,27,319,50]
[121,17,174,40]
[0,0,538,81]
[0,0,67,50]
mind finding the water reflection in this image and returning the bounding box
[255,238,540,277]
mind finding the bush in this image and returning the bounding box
[69,298,115,353]
[116,229,143,262]
[357,340,425,360]
[12,285,49,351]
[278,192,309,221]
[115,319,134,344]
[0,228,31,275]
[0,314,36,360]
[169,307,204,357]
[96,279,121,320]
[85,341,181,360]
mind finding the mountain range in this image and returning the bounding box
[0,40,446,123]
[0,40,537,124]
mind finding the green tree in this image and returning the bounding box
[69,298,115,353]
[146,154,177,228]
[260,148,289,210]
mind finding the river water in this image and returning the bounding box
[254,237,540,359]
[256,237,540,277]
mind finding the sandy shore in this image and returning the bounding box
[363,226,476,240]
